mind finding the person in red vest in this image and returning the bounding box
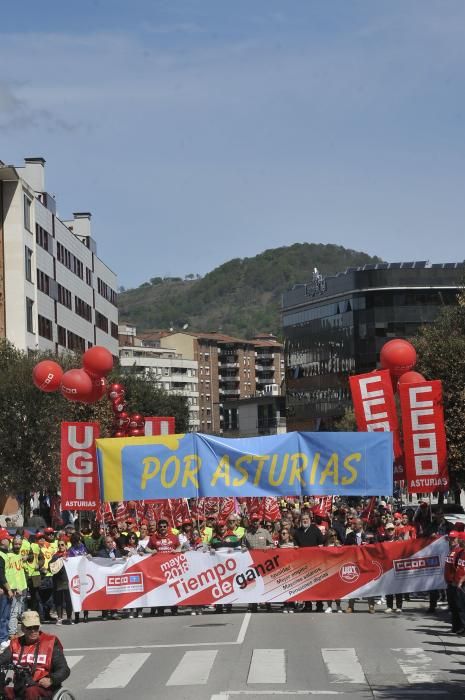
[0,609,70,698]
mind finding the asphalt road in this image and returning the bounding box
[54,598,464,699]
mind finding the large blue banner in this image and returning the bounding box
[96,431,393,501]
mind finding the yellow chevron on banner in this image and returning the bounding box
[97,434,185,502]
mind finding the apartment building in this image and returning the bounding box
[119,324,199,430]
[0,157,118,355]
[159,331,284,434]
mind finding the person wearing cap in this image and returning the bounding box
[0,530,14,649]
[244,515,274,613]
[0,610,70,698]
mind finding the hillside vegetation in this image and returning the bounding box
[118,243,382,338]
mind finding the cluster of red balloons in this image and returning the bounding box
[379,338,425,388]
[108,383,145,438]
[32,346,113,403]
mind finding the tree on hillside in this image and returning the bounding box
[412,289,465,494]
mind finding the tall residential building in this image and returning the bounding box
[159,331,284,434]
[282,261,465,431]
[118,324,200,430]
[0,157,118,354]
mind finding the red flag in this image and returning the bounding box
[115,502,128,522]
[349,370,402,460]
[96,502,113,523]
[312,496,333,517]
[399,380,449,494]
[169,499,191,526]
[244,497,264,521]
[219,497,236,520]
[263,497,281,522]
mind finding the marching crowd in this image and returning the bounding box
[0,498,464,649]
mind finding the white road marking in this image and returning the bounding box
[214,692,342,696]
[391,648,440,683]
[236,611,251,643]
[247,649,286,684]
[86,652,150,689]
[321,648,366,684]
[65,655,83,669]
[166,649,218,686]
[66,611,251,651]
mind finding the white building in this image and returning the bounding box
[119,325,199,430]
[0,157,118,355]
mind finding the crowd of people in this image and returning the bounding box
[0,497,464,648]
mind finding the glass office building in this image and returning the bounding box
[282,262,465,431]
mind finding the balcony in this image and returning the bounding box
[218,361,239,369]
[219,388,240,397]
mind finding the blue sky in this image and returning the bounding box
[1,1,464,287]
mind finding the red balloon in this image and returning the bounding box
[81,377,107,404]
[129,428,145,437]
[113,430,126,438]
[83,346,114,378]
[398,371,426,385]
[116,411,130,428]
[61,369,93,402]
[32,360,63,392]
[129,413,145,429]
[112,399,127,413]
[108,383,125,400]
[380,339,417,377]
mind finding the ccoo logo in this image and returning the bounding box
[339,562,360,583]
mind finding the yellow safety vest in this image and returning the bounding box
[6,552,27,591]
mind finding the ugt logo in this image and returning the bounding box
[339,562,360,583]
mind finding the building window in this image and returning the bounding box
[97,278,117,306]
[56,242,83,279]
[38,314,53,340]
[67,331,85,352]
[57,325,67,347]
[24,195,32,232]
[35,224,51,253]
[57,284,72,309]
[111,322,118,339]
[95,311,109,333]
[37,269,50,296]
[75,296,92,322]
[24,247,33,282]
[86,267,92,286]
[26,298,34,333]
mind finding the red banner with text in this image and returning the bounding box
[61,422,100,510]
[65,536,448,611]
[349,369,402,463]
[399,380,449,494]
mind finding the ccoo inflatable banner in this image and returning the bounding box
[64,536,447,611]
[96,431,394,502]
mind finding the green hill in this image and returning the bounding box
[118,243,382,338]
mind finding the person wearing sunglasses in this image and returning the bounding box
[146,520,180,616]
[0,610,70,698]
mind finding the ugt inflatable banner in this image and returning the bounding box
[64,536,447,611]
[61,422,100,510]
[96,431,394,502]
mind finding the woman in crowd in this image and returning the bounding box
[50,539,73,625]
[279,526,296,613]
[324,529,343,614]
